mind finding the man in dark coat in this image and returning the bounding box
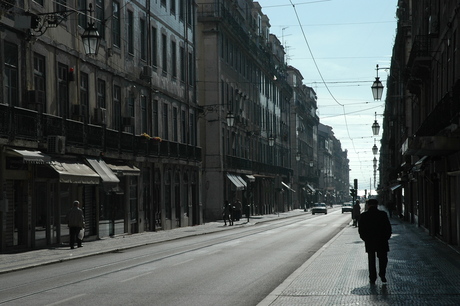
[358,198,392,284]
[352,200,361,227]
[67,200,85,249]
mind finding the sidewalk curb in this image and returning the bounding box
[0,211,307,275]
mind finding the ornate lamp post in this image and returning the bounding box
[372,139,378,155]
[226,111,235,127]
[81,21,100,55]
[371,64,384,101]
[372,112,380,136]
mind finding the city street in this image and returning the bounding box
[0,209,350,305]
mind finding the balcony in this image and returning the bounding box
[407,35,431,80]
[0,104,201,162]
[225,155,292,177]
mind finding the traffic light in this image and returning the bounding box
[350,188,356,197]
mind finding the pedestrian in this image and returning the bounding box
[234,199,242,221]
[67,200,85,249]
[352,200,361,227]
[222,200,233,226]
[358,198,392,284]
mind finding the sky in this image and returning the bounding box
[256,0,398,196]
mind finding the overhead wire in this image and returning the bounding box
[287,0,364,173]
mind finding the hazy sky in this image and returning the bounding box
[257,0,398,195]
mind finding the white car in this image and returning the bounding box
[311,203,328,215]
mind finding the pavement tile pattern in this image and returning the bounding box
[259,218,460,305]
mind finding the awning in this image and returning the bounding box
[235,175,247,188]
[306,184,315,192]
[106,163,141,176]
[49,159,100,184]
[390,184,402,191]
[281,182,296,192]
[246,175,256,182]
[85,158,120,184]
[7,149,51,164]
[226,173,246,190]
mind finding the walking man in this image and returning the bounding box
[67,200,85,249]
[358,198,392,284]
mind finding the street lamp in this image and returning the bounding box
[268,134,275,147]
[81,22,100,55]
[19,4,101,56]
[371,64,385,101]
[372,139,378,155]
[296,151,301,162]
[372,112,380,136]
[226,111,235,127]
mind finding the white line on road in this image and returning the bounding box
[46,293,86,305]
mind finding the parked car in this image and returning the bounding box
[311,203,328,215]
[342,202,353,213]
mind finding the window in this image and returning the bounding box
[152,27,158,67]
[171,40,177,79]
[181,110,186,143]
[188,51,193,86]
[140,18,147,60]
[127,10,134,54]
[97,79,106,108]
[127,91,135,117]
[57,63,69,116]
[33,53,46,108]
[170,0,175,15]
[189,113,195,145]
[162,103,169,139]
[153,99,159,136]
[179,0,184,21]
[56,0,67,17]
[161,0,166,7]
[141,95,147,133]
[180,46,185,82]
[162,34,167,74]
[113,85,121,129]
[186,0,192,26]
[95,0,105,39]
[112,1,121,47]
[80,72,89,117]
[78,0,87,28]
[4,42,18,106]
[173,107,178,141]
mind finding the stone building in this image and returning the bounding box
[0,0,201,252]
[380,0,460,246]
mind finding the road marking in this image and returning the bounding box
[46,293,86,305]
[120,271,154,283]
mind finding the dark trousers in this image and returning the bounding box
[368,251,388,281]
[69,227,82,248]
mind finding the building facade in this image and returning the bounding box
[196,0,295,220]
[286,66,319,209]
[379,0,460,246]
[0,0,201,252]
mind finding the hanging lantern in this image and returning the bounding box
[372,112,380,135]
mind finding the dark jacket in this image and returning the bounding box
[358,205,392,253]
[67,206,85,228]
[352,203,361,219]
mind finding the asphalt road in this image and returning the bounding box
[0,208,351,306]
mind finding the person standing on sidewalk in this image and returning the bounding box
[358,198,392,284]
[67,200,85,249]
[352,200,361,227]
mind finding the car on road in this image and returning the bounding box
[341,202,353,213]
[311,203,328,215]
